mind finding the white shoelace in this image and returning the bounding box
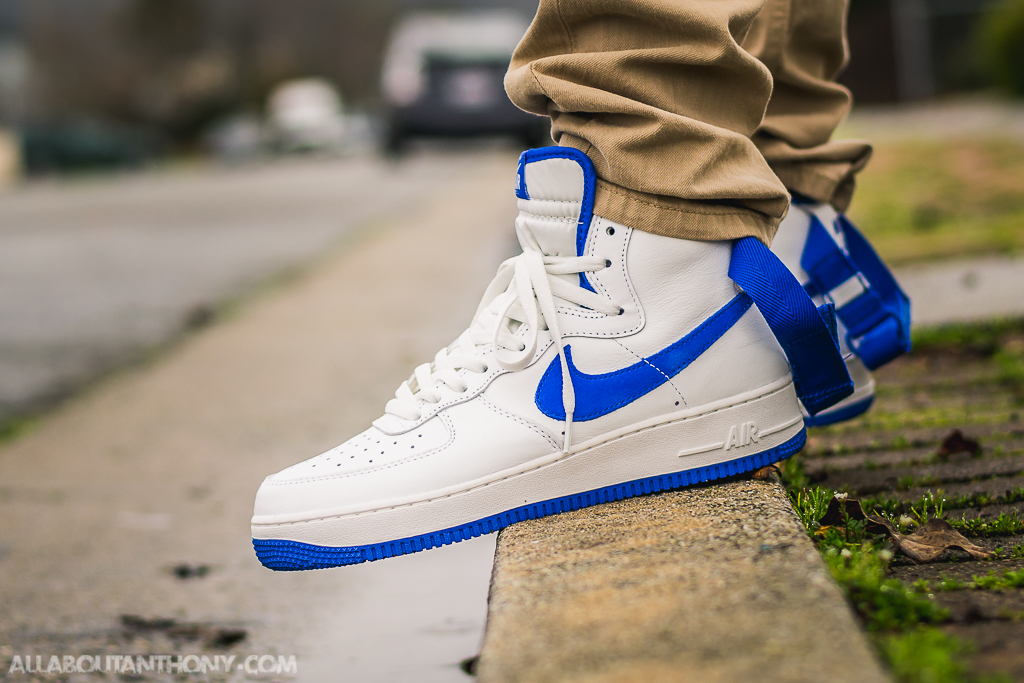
[383,220,622,452]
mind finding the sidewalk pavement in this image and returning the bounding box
[0,150,517,683]
[895,255,1024,327]
[841,98,1024,142]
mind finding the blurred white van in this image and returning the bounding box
[380,11,548,152]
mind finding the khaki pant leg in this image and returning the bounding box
[505,0,786,245]
[743,0,872,212]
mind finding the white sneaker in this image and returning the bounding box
[771,200,911,426]
[251,148,847,570]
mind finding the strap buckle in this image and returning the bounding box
[800,215,911,370]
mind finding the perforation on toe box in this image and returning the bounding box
[269,417,451,482]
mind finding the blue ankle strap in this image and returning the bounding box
[800,215,911,370]
[729,237,854,416]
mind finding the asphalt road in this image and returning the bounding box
[0,149,503,425]
[0,147,520,683]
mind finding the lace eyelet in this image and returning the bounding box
[606,227,615,236]
[604,259,612,268]
[618,307,625,315]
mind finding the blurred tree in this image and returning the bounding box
[121,0,206,61]
[113,0,237,142]
[235,0,401,108]
[18,0,519,147]
[977,0,1024,96]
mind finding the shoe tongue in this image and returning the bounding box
[515,148,592,258]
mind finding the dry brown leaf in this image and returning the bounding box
[818,496,895,536]
[936,429,982,460]
[895,519,992,563]
[814,496,992,563]
[751,464,781,481]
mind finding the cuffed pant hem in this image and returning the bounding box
[770,163,857,213]
[593,179,779,246]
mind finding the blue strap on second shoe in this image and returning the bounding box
[729,237,854,416]
[800,215,911,370]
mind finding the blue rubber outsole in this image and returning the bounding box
[803,395,874,427]
[253,428,806,571]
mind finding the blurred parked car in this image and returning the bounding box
[19,121,163,175]
[267,78,347,153]
[380,11,549,153]
[203,111,267,161]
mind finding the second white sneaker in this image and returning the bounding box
[771,200,911,425]
[252,147,850,570]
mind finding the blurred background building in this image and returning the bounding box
[0,0,1020,178]
[844,0,1008,102]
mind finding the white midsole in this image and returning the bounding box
[251,379,804,547]
[804,376,875,419]
[804,352,876,420]
[255,377,794,525]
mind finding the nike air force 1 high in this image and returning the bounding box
[252,148,813,570]
[771,201,911,426]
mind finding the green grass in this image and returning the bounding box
[786,484,1010,682]
[789,485,831,527]
[861,487,1024,519]
[996,348,1024,404]
[0,416,35,445]
[936,576,971,592]
[819,406,1018,435]
[948,512,1024,538]
[789,315,1024,681]
[910,319,1024,357]
[990,543,1024,560]
[896,474,942,491]
[878,630,977,683]
[780,455,812,491]
[903,318,1024,405]
[822,540,949,632]
[849,139,1024,266]
[862,487,1024,538]
[921,568,1024,593]
[788,486,949,631]
[973,568,1024,591]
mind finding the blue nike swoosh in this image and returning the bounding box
[535,293,753,421]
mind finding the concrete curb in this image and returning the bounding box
[477,475,889,683]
